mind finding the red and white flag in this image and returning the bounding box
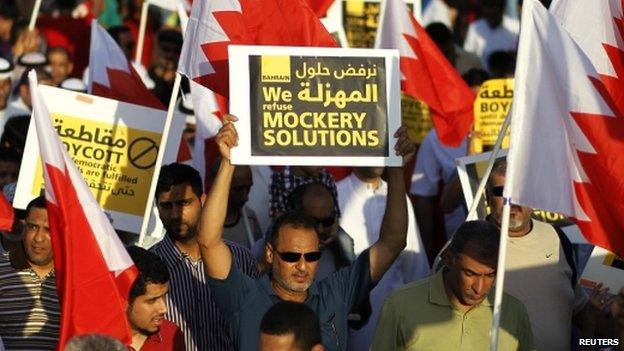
[87,20,164,110]
[375,0,474,147]
[28,71,138,348]
[88,20,192,163]
[0,191,13,232]
[178,0,336,99]
[505,0,624,257]
[189,81,226,181]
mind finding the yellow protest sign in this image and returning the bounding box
[473,78,514,153]
[14,86,185,233]
[31,114,162,216]
[342,0,417,48]
[401,93,432,145]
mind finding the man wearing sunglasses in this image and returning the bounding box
[485,159,609,351]
[200,115,415,351]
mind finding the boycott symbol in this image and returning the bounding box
[129,137,158,169]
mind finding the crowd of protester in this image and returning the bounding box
[0,0,623,350]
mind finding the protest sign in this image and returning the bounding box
[14,86,185,233]
[335,0,421,49]
[457,150,575,228]
[581,247,624,292]
[401,93,432,145]
[473,78,514,153]
[228,45,401,166]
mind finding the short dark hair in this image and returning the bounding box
[0,145,20,163]
[1,115,30,156]
[47,46,73,61]
[260,301,321,351]
[156,163,203,199]
[107,26,131,43]
[425,22,452,45]
[448,220,500,261]
[127,246,170,304]
[269,211,317,248]
[286,182,334,212]
[25,195,46,217]
[0,2,18,21]
[487,158,508,189]
[462,68,490,87]
[18,67,51,87]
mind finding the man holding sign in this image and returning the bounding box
[200,115,414,351]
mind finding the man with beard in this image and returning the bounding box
[200,115,415,351]
[151,163,258,351]
[0,196,60,350]
[126,246,185,351]
[485,159,608,351]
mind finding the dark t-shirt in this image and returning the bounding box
[207,249,374,351]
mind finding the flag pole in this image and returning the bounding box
[28,0,42,31]
[135,0,150,65]
[138,72,182,246]
[489,195,512,350]
[465,110,511,220]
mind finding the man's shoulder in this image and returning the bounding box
[386,276,432,305]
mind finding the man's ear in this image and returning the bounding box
[311,344,325,351]
[200,193,206,206]
[265,242,274,265]
[441,248,454,268]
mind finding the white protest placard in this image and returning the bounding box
[228,45,402,167]
[14,86,185,233]
[581,247,624,292]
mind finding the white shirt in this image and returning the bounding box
[463,16,520,70]
[246,166,272,234]
[337,173,430,351]
[3,97,29,122]
[410,129,467,237]
[505,219,588,351]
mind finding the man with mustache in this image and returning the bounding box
[0,196,60,350]
[200,115,415,351]
[485,159,608,351]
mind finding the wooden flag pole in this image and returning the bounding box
[489,165,515,350]
[138,72,182,246]
[135,0,150,65]
[28,0,43,31]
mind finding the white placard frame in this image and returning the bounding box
[14,85,185,233]
[228,45,402,167]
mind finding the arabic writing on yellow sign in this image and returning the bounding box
[32,114,162,216]
[251,55,387,156]
[473,78,514,153]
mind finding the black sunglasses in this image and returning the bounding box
[314,214,336,228]
[275,250,322,263]
[490,186,504,197]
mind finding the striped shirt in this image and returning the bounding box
[0,252,60,350]
[150,235,259,351]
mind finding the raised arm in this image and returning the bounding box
[197,115,238,279]
[368,126,415,283]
